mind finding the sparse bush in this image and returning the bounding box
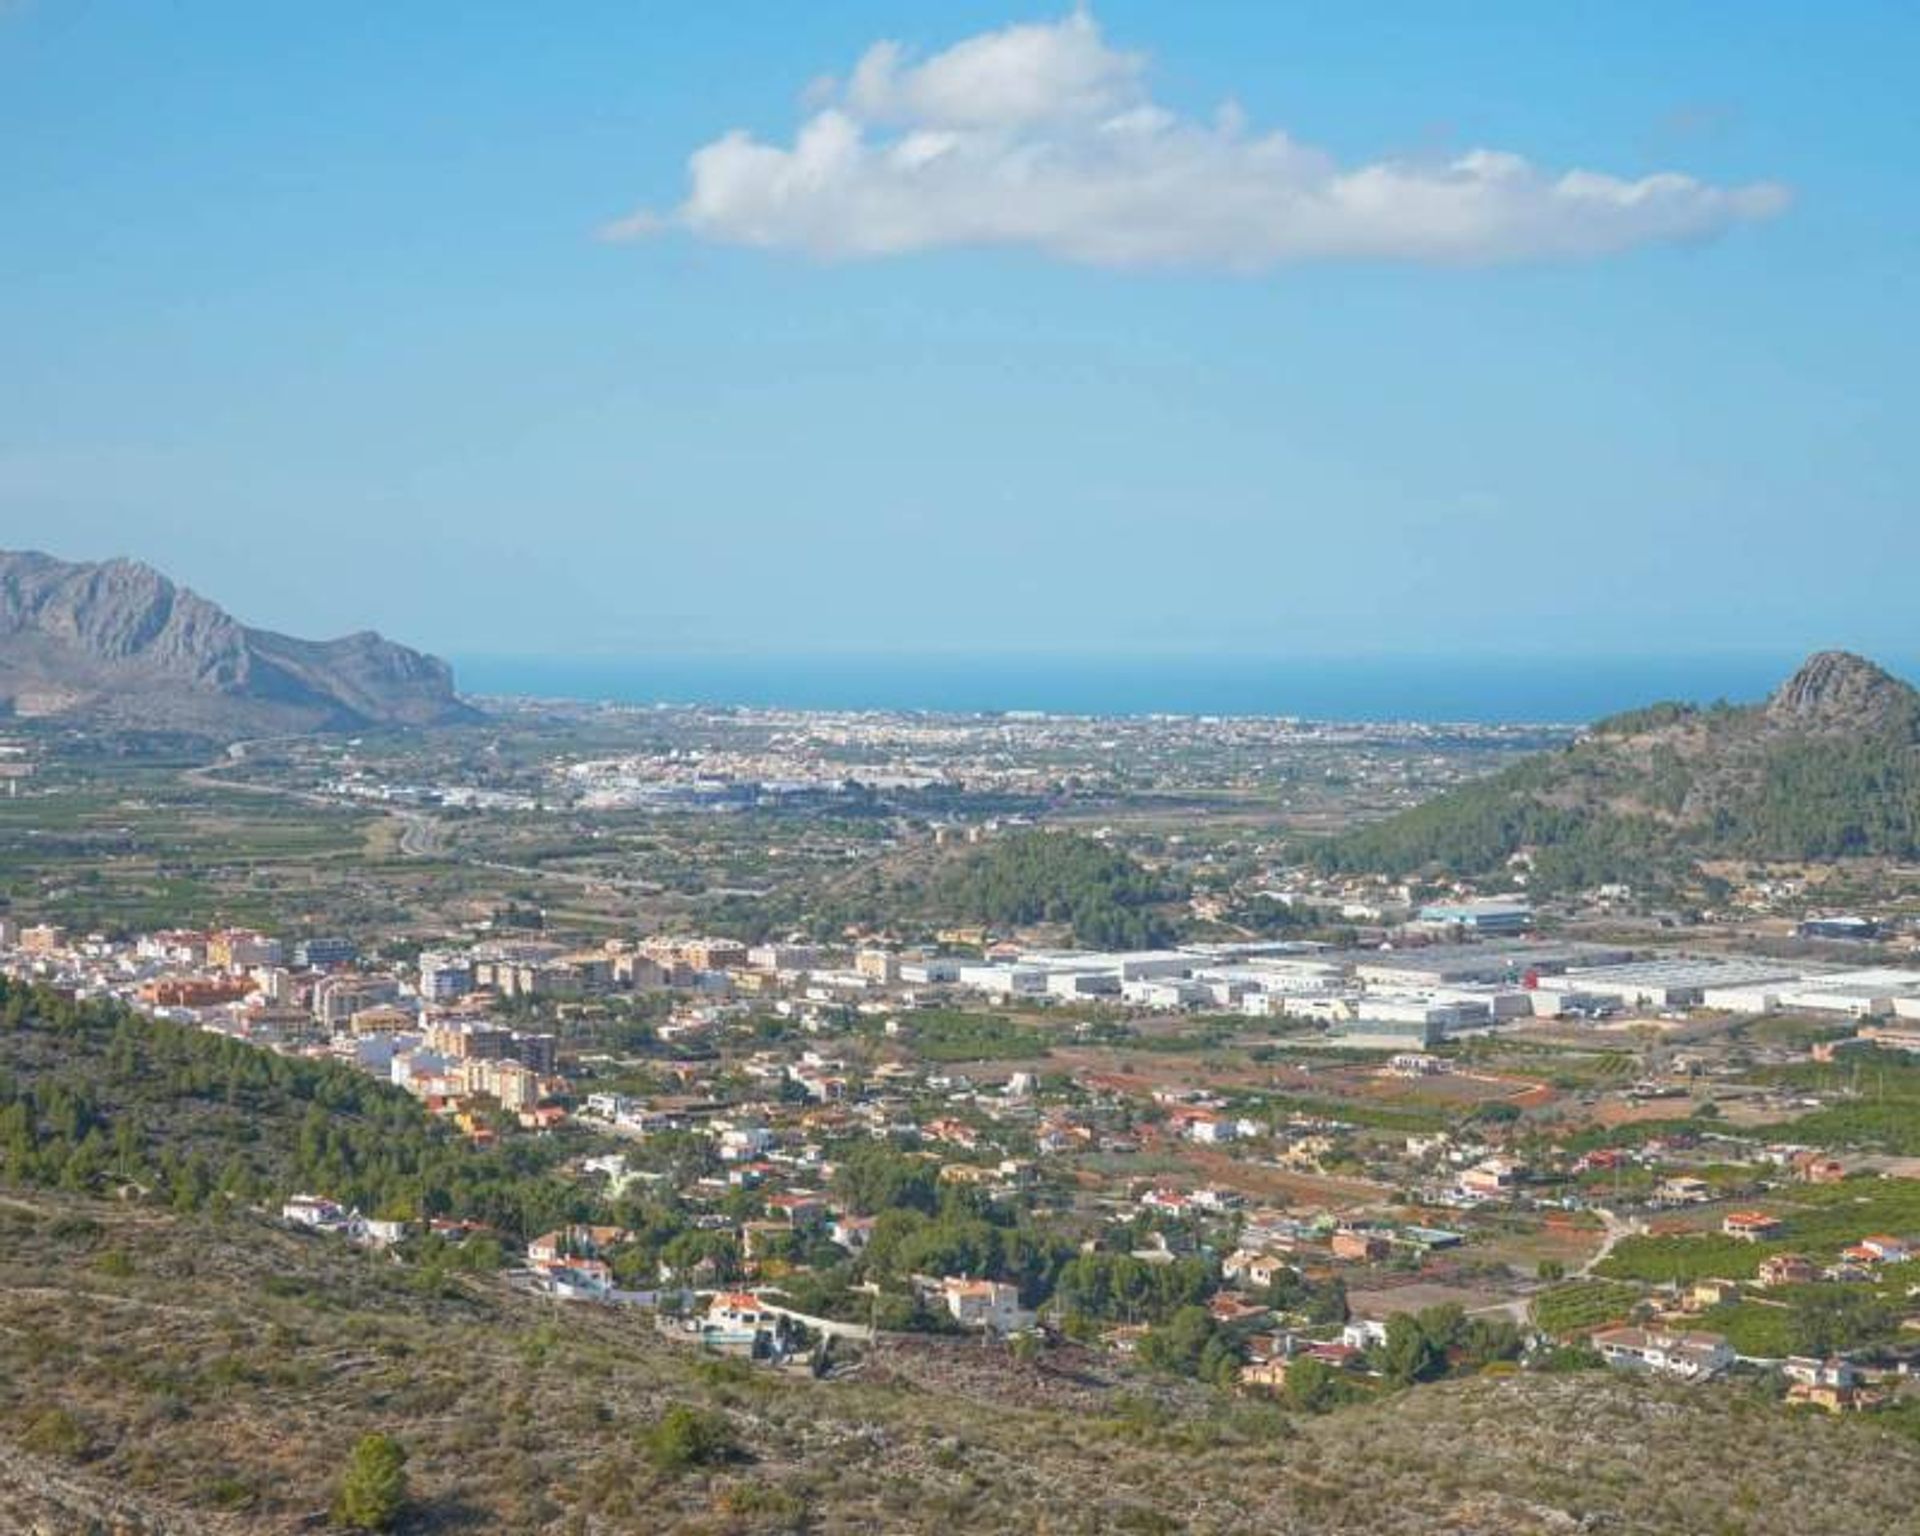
[718,1479,808,1524]
[19,1407,89,1459]
[204,1474,256,1510]
[47,1215,102,1246]
[643,1403,741,1474]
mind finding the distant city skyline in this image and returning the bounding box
[3,4,1914,661]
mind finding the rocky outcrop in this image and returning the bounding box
[1766,650,1918,735]
[0,551,479,733]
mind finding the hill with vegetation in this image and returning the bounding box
[936,829,1179,947]
[1316,651,1920,891]
[5,982,1920,1532]
[5,1189,1920,1536]
[0,977,582,1242]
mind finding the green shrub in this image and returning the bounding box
[333,1432,409,1531]
[643,1404,741,1474]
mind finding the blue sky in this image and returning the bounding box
[1,3,1913,665]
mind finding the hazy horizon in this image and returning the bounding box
[450,646,1919,724]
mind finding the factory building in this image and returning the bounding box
[1351,941,1631,990]
[1704,968,1920,1019]
[1415,898,1534,935]
[1562,957,1802,1010]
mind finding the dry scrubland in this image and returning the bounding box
[2,1194,1919,1535]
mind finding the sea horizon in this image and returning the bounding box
[449,649,1918,726]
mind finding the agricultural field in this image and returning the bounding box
[1531,1281,1644,1338]
[0,763,378,934]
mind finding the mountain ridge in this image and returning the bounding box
[0,550,479,733]
[1318,650,1920,890]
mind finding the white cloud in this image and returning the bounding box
[844,10,1142,129]
[607,10,1789,270]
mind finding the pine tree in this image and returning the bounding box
[333,1432,409,1531]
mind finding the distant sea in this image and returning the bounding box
[452,651,1915,726]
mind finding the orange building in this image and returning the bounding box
[140,976,253,1008]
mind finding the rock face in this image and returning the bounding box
[0,551,479,733]
[1766,650,1918,735]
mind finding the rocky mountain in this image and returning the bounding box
[1318,651,1920,890]
[1764,649,1919,734]
[0,550,479,733]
